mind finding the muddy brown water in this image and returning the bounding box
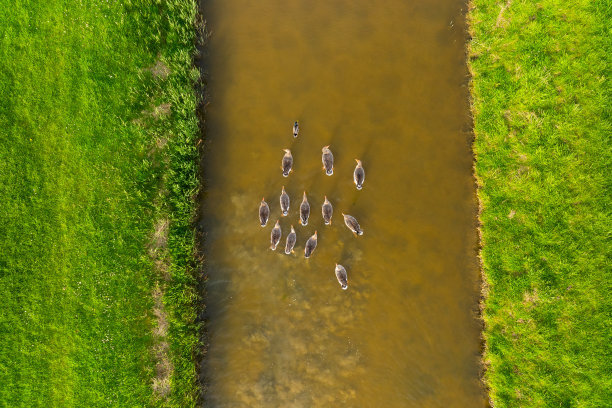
[199,0,486,406]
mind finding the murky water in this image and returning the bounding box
[199,0,485,406]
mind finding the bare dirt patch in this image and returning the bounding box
[149,217,173,399]
[151,58,171,80]
[153,103,172,120]
[523,289,539,306]
[495,0,512,28]
[152,283,173,399]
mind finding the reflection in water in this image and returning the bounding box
[200,0,486,406]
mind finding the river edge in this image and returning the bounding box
[466,1,493,406]
[194,2,210,404]
[148,2,207,404]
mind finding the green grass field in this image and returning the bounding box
[469,0,611,406]
[0,0,202,406]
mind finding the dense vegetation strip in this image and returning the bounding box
[0,0,202,406]
[469,0,611,406]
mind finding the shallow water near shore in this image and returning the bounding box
[199,0,486,406]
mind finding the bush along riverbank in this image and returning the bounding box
[0,0,203,406]
[468,0,610,406]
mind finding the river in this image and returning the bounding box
[199,0,486,406]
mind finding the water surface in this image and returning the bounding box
[200,0,485,406]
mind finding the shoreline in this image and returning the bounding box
[194,2,210,403]
[467,1,493,405]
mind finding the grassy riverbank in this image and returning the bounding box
[469,0,610,406]
[0,0,202,406]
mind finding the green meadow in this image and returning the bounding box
[469,0,610,406]
[0,0,202,406]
